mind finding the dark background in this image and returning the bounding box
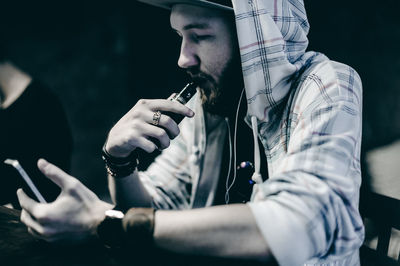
[1,0,399,200]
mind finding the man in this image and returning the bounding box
[17,0,365,265]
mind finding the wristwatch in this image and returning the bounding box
[97,208,156,250]
[97,209,126,248]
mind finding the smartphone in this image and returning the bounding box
[4,159,47,203]
[163,82,197,124]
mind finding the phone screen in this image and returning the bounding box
[4,159,47,203]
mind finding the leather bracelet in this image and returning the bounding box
[102,142,139,165]
[104,163,137,178]
[102,142,139,178]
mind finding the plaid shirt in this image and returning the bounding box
[139,0,364,265]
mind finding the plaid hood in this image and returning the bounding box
[232,0,319,123]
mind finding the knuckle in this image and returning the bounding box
[35,209,48,223]
[130,120,140,130]
[65,179,81,194]
[131,109,142,119]
[147,145,156,153]
[137,99,148,106]
[155,129,165,139]
[123,134,134,145]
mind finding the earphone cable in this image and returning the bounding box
[225,88,245,204]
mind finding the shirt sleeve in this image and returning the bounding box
[138,109,195,210]
[248,62,365,265]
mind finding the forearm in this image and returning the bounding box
[108,170,153,210]
[153,204,273,262]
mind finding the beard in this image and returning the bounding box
[187,53,243,117]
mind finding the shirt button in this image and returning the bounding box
[192,146,200,155]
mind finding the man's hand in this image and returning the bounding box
[17,159,113,243]
[105,99,194,157]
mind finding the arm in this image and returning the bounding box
[105,98,194,210]
[17,159,272,262]
[108,170,152,209]
[18,160,272,261]
[108,135,194,211]
[153,204,273,261]
[247,66,365,265]
[16,98,194,242]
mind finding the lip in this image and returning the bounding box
[188,74,207,84]
[186,71,217,88]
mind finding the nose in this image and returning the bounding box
[177,40,199,69]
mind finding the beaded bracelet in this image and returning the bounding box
[102,143,139,178]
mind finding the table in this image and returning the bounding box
[0,206,266,266]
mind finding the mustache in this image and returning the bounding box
[187,71,206,80]
[186,70,215,86]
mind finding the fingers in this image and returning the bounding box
[134,137,158,153]
[17,188,39,217]
[21,209,43,236]
[136,110,181,139]
[17,188,51,223]
[158,113,181,138]
[28,227,44,239]
[37,159,72,188]
[106,98,194,156]
[140,123,171,150]
[139,99,195,118]
[21,210,58,242]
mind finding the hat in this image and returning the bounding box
[136,0,233,12]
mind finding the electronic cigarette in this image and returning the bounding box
[164,82,197,124]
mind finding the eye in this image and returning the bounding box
[190,33,212,43]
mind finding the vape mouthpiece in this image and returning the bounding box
[171,82,197,105]
[165,82,197,124]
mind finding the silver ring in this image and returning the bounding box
[152,111,161,126]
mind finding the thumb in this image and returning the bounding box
[37,159,72,189]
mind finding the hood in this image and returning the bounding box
[230,0,320,185]
[232,0,315,122]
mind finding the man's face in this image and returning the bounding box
[170,4,242,115]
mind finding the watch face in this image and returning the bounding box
[105,209,124,219]
[97,210,125,248]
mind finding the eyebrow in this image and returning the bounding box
[182,23,211,30]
